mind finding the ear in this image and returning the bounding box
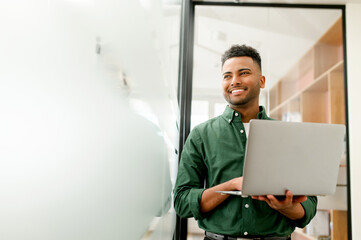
[259,75,266,89]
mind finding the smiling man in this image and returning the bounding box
[173,45,317,240]
[221,52,265,123]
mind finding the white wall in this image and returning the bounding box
[346,3,361,239]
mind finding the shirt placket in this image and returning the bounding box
[233,113,247,149]
[233,112,253,236]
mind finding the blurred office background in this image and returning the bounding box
[1,0,361,240]
[189,4,346,240]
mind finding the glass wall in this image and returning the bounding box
[0,1,181,239]
[189,5,347,240]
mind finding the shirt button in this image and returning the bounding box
[228,119,231,123]
[245,204,249,208]
[235,113,239,116]
[240,129,244,133]
[244,232,248,236]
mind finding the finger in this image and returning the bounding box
[293,195,308,203]
[285,190,293,201]
[258,196,267,201]
[252,196,267,201]
[266,195,283,204]
[252,196,263,201]
[267,195,276,201]
[258,196,271,204]
[276,190,293,204]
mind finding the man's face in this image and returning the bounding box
[221,56,265,108]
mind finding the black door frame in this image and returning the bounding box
[175,1,351,240]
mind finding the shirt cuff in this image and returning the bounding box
[189,188,207,220]
[292,199,315,228]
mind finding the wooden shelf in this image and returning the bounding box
[270,60,343,121]
[268,16,347,240]
[269,16,345,125]
[331,210,348,240]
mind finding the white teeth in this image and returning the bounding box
[232,89,244,93]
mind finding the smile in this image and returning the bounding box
[231,89,246,94]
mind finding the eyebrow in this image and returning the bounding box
[238,68,251,72]
[222,68,251,75]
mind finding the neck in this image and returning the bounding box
[229,102,260,123]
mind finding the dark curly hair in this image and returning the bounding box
[221,44,262,71]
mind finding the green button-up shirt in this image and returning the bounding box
[173,106,317,237]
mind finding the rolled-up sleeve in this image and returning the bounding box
[292,196,318,228]
[173,128,208,220]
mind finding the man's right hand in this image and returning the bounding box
[200,176,243,213]
[230,176,243,191]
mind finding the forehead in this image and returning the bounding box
[222,56,259,72]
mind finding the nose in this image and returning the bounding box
[230,75,241,86]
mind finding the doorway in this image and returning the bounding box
[176,2,349,240]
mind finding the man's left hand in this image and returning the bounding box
[251,190,307,220]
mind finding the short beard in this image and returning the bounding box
[224,82,261,107]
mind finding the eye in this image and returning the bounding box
[223,75,231,80]
[240,71,250,76]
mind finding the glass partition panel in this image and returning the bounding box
[190,5,347,240]
[0,1,181,239]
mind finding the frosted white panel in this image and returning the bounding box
[0,0,180,239]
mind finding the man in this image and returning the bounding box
[173,44,317,240]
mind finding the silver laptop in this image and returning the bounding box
[217,120,345,197]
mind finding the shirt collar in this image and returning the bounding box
[221,105,269,124]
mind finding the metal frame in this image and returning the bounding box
[175,0,195,239]
[175,1,351,240]
[341,7,352,240]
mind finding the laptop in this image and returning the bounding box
[216,120,345,197]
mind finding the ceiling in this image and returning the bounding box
[192,4,343,104]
